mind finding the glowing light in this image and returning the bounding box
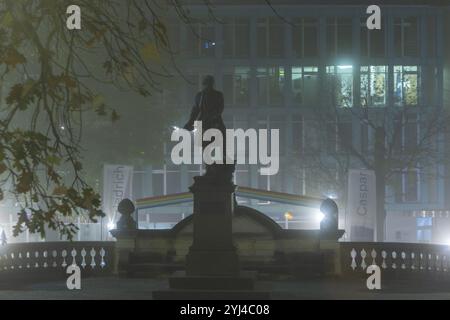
[107,222,116,231]
[315,211,325,222]
[325,193,338,200]
[284,212,293,220]
[338,65,353,70]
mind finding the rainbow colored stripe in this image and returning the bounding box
[135,187,323,210]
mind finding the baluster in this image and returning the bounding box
[361,249,367,270]
[371,249,377,266]
[3,254,7,270]
[26,251,30,269]
[18,252,22,269]
[34,251,39,268]
[350,248,357,270]
[392,251,397,269]
[43,251,48,268]
[381,250,387,269]
[81,248,87,268]
[420,253,424,270]
[410,252,416,270]
[52,250,57,268]
[428,253,433,271]
[61,250,67,268]
[100,248,106,268]
[90,248,97,269]
[401,252,406,270]
[10,252,15,270]
[71,248,77,266]
[435,254,440,272]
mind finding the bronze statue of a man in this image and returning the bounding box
[184,75,226,135]
[184,75,232,178]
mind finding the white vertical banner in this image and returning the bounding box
[347,169,376,241]
[102,165,134,226]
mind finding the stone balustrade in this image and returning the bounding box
[0,241,115,281]
[340,242,450,282]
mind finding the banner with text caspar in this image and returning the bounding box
[347,169,376,241]
[102,165,134,224]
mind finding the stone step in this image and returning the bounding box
[127,263,183,278]
[169,271,257,290]
[152,289,271,300]
[127,261,324,278]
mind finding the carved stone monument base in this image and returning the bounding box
[153,174,270,299]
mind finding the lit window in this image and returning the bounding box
[292,66,319,107]
[326,65,354,108]
[417,217,432,227]
[360,66,388,107]
[223,67,251,107]
[394,66,419,107]
[416,217,432,243]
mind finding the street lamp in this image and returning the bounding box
[284,212,293,229]
[107,221,116,231]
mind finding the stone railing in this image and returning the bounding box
[0,241,115,281]
[340,242,450,282]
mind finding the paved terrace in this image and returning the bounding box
[0,276,449,300]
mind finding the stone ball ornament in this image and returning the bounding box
[116,199,137,230]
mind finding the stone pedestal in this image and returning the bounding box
[153,175,269,300]
[110,199,137,276]
[186,176,240,277]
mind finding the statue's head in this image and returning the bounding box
[202,75,215,90]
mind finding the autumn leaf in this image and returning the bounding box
[53,186,67,196]
[140,43,160,62]
[46,155,61,165]
[6,84,23,106]
[16,172,33,194]
[3,48,26,67]
[92,94,105,108]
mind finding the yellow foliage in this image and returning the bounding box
[140,43,160,62]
